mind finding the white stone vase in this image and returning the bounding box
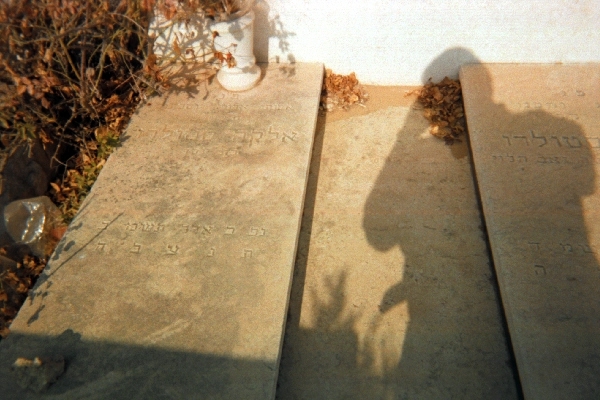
[210,10,261,91]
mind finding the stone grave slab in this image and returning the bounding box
[460,64,600,399]
[0,63,323,399]
[276,87,519,399]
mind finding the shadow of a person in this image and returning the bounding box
[459,62,600,399]
[362,48,522,399]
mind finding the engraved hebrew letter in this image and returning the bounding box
[125,222,137,231]
[534,265,547,275]
[517,156,527,162]
[502,135,511,146]
[245,130,256,147]
[252,129,265,144]
[232,129,245,144]
[242,249,253,258]
[513,135,529,146]
[99,221,110,230]
[560,243,573,253]
[282,131,298,143]
[147,129,158,140]
[506,155,515,162]
[225,226,235,235]
[142,223,155,232]
[166,245,180,255]
[203,131,215,142]
[267,126,280,142]
[563,136,582,148]
[130,243,142,254]
[549,136,562,147]
[96,242,107,251]
[528,242,541,251]
[578,244,594,254]
[531,131,547,147]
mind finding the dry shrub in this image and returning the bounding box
[416,77,466,143]
[152,0,251,21]
[0,1,162,150]
[0,0,173,222]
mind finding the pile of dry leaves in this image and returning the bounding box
[0,251,46,338]
[416,77,466,143]
[320,69,368,111]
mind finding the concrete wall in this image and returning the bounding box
[254,0,600,85]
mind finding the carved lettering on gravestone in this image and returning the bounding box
[130,243,142,254]
[92,217,274,259]
[560,243,573,253]
[462,63,600,399]
[248,227,266,236]
[504,132,590,149]
[242,249,253,258]
[165,245,180,255]
[201,225,213,237]
[534,265,547,276]
[519,101,567,110]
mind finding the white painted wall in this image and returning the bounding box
[253,0,600,85]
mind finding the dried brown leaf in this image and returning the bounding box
[417,77,466,143]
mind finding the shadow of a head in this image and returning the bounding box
[421,46,481,84]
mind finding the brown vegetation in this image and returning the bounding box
[320,69,369,112]
[415,77,466,143]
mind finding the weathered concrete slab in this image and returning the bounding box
[0,63,323,399]
[461,64,600,399]
[276,87,519,399]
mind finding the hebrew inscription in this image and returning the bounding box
[461,64,600,399]
[91,217,272,262]
[501,131,596,148]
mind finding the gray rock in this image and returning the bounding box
[0,139,57,248]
